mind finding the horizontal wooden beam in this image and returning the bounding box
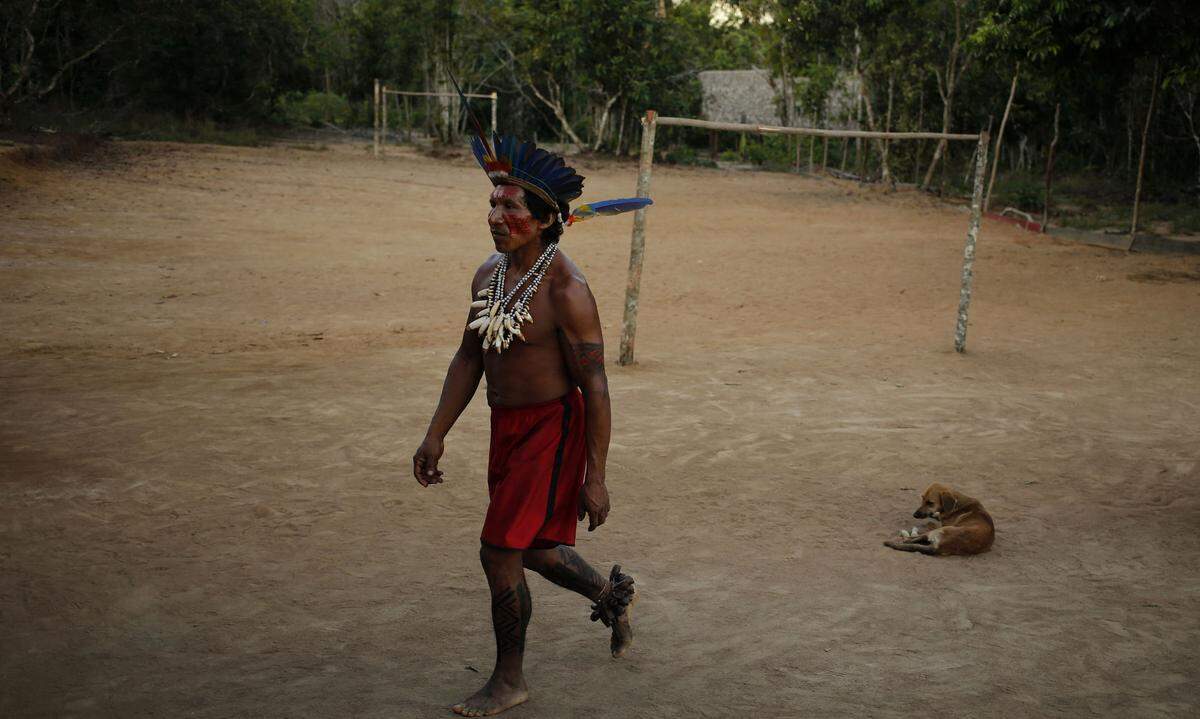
[655,116,979,142]
[382,90,494,99]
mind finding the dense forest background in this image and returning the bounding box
[3,1,1198,227]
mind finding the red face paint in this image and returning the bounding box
[504,215,532,237]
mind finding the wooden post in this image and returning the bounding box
[984,63,1020,213]
[619,110,658,366]
[821,137,828,172]
[954,130,990,353]
[373,78,381,157]
[491,91,498,135]
[913,85,925,185]
[1130,59,1159,247]
[1042,102,1060,231]
[854,78,864,174]
[380,86,389,156]
[404,94,411,142]
[883,75,895,184]
[808,135,815,172]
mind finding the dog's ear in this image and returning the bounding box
[939,488,959,515]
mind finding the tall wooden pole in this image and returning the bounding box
[913,86,925,184]
[984,62,1020,213]
[619,110,658,366]
[1130,59,1159,246]
[954,130,990,353]
[1042,102,1060,231]
[404,94,411,142]
[380,86,389,156]
[373,78,381,157]
[882,74,894,186]
[491,91,498,135]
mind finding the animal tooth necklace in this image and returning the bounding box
[467,242,558,353]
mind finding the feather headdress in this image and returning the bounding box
[447,69,652,230]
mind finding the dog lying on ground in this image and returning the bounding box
[884,483,994,556]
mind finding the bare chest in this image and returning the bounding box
[470,271,560,349]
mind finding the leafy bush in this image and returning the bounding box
[993,176,1044,212]
[277,92,353,128]
[660,144,717,168]
[745,135,794,170]
[120,115,265,146]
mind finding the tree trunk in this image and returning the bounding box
[530,78,584,148]
[592,93,619,151]
[854,83,864,170]
[780,36,795,127]
[1042,102,1061,230]
[913,84,925,184]
[984,62,1020,213]
[434,41,452,143]
[615,96,628,155]
[922,0,972,190]
[853,38,863,173]
[882,74,895,186]
[1126,98,1135,172]
[923,75,953,189]
[858,75,889,183]
[1130,59,1160,243]
[1176,89,1200,189]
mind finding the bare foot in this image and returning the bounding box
[451,676,529,717]
[611,590,636,658]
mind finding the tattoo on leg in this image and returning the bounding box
[492,581,531,656]
[534,546,607,600]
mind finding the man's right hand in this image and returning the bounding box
[412,436,445,487]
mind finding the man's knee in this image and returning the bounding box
[479,543,522,573]
[521,547,555,574]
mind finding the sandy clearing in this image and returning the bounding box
[2,140,1198,718]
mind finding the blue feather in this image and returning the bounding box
[587,198,653,215]
[567,197,653,226]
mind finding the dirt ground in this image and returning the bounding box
[2,139,1198,718]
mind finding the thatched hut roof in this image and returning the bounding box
[699,68,861,130]
[699,69,782,126]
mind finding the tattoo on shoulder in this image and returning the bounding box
[569,342,605,378]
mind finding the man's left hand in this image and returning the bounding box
[578,476,610,531]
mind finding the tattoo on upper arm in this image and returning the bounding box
[568,342,605,379]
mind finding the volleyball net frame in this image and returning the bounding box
[617,111,990,365]
[373,78,498,157]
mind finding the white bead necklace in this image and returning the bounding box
[467,242,558,353]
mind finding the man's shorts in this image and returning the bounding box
[482,389,586,550]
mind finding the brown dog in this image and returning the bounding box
[884,483,994,556]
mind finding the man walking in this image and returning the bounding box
[413,133,646,716]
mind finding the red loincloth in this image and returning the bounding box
[482,389,587,550]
